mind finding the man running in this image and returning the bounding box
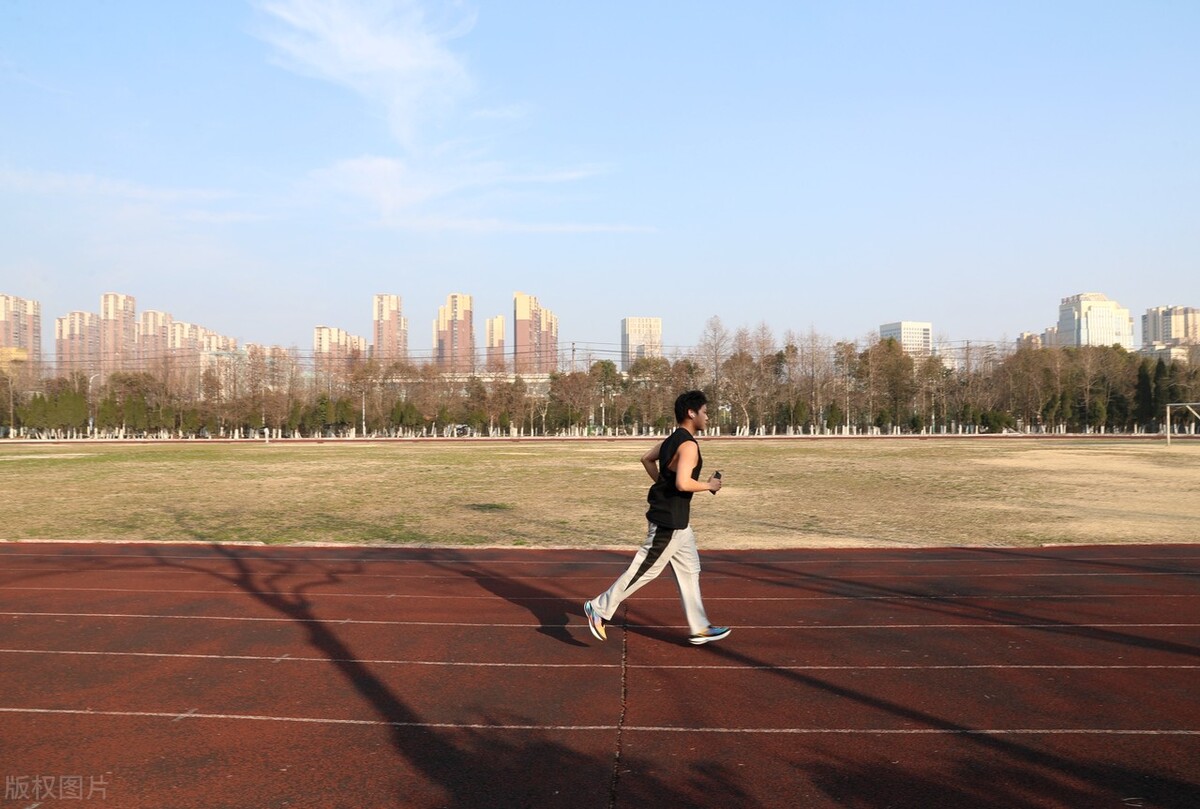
[584,390,730,645]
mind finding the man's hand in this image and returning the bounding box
[708,471,722,494]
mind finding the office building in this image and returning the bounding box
[621,317,663,371]
[433,293,475,373]
[1056,293,1134,350]
[372,294,408,364]
[879,321,933,356]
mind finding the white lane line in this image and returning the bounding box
[2,648,1198,672]
[625,727,1200,735]
[0,649,609,668]
[4,585,1200,602]
[1,571,1196,585]
[1,707,1197,736]
[2,612,1199,632]
[2,552,1197,566]
[0,706,611,731]
[0,611,538,626]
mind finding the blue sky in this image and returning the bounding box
[2,0,1197,360]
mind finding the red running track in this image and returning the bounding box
[1,542,1198,808]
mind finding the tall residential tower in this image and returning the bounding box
[372,294,409,365]
[434,293,475,373]
[513,292,558,374]
[0,293,42,368]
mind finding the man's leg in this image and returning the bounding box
[592,522,687,622]
[667,525,713,635]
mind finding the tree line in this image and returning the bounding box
[2,317,1198,439]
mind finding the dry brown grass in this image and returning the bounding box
[2,437,1198,548]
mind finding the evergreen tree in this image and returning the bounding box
[1152,359,1170,419]
[1133,361,1155,426]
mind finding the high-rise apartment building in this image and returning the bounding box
[170,321,204,356]
[372,294,408,365]
[100,292,137,376]
[540,310,559,372]
[51,296,234,381]
[0,293,42,368]
[485,315,506,371]
[621,317,663,371]
[137,310,174,370]
[1142,306,1199,347]
[1056,293,1134,350]
[513,292,558,374]
[55,312,100,377]
[879,321,933,356]
[314,325,368,379]
[314,326,368,357]
[433,293,475,373]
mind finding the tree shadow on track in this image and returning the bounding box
[704,554,1200,660]
[624,624,1198,808]
[136,533,706,808]
[968,544,1200,577]
[419,549,589,647]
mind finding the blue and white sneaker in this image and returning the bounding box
[689,626,731,645]
[584,600,606,641]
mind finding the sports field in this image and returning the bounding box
[2,437,1198,548]
[3,542,1198,808]
[3,439,1199,807]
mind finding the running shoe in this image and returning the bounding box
[584,600,606,641]
[688,626,731,645]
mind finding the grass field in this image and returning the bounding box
[3,437,1198,548]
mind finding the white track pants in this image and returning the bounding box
[592,522,711,635]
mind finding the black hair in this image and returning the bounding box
[674,390,708,423]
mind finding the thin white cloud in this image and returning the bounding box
[399,217,656,234]
[256,0,640,234]
[0,167,271,225]
[255,0,475,148]
[309,156,638,232]
[470,104,529,121]
[0,167,227,204]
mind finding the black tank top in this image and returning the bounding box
[645,427,702,528]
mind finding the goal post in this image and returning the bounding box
[1165,403,1200,446]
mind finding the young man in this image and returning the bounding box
[584,390,730,646]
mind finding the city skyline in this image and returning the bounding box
[4,287,1197,379]
[3,2,1196,359]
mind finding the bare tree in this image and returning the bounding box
[721,328,758,435]
[695,315,731,428]
[751,322,779,433]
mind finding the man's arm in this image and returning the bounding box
[641,442,661,482]
[672,441,722,494]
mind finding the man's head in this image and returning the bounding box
[674,390,709,429]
